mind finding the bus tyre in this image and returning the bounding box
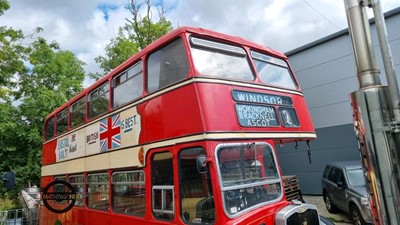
[350,205,366,225]
[323,192,338,213]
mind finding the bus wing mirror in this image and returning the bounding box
[196,155,209,174]
[3,171,16,190]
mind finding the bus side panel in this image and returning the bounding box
[71,207,85,225]
[85,210,110,225]
[42,140,57,165]
[143,84,204,143]
[39,206,65,225]
[109,214,150,225]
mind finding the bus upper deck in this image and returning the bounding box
[43,26,315,165]
[40,27,322,225]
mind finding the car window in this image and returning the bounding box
[337,170,346,186]
[327,167,346,186]
[347,169,365,186]
[327,167,339,183]
[323,166,331,178]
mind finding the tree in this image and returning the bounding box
[17,38,85,129]
[0,0,10,16]
[10,38,85,191]
[94,0,173,75]
[0,2,86,199]
[0,4,27,100]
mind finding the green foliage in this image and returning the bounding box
[0,198,21,211]
[0,3,85,200]
[94,0,173,75]
[0,26,26,101]
[124,16,172,51]
[94,35,138,76]
[17,38,85,128]
[0,0,10,16]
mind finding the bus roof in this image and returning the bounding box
[46,26,287,120]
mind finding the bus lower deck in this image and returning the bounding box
[40,27,326,225]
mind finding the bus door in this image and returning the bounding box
[178,147,215,224]
[151,151,175,222]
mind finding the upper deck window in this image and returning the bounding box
[56,108,68,135]
[88,82,110,119]
[147,38,189,92]
[113,61,143,108]
[251,51,297,90]
[45,117,55,140]
[190,37,254,81]
[70,97,86,128]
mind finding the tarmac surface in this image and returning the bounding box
[302,195,352,225]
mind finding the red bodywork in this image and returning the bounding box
[40,27,315,225]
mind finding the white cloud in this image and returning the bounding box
[1,0,400,88]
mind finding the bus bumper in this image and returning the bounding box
[275,202,335,225]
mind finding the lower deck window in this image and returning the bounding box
[68,175,85,206]
[112,170,146,216]
[87,173,109,210]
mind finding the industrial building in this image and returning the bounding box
[277,7,400,194]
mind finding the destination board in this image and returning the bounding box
[232,90,292,106]
[235,104,279,127]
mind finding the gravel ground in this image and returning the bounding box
[302,195,352,225]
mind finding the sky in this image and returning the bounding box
[1,0,400,86]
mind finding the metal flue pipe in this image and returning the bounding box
[345,0,400,224]
[344,0,381,88]
[368,0,400,121]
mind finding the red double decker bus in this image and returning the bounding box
[41,27,325,225]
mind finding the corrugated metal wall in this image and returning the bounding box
[277,7,400,195]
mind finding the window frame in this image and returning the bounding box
[250,51,298,90]
[112,61,143,109]
[45,116,55,140]
[68,174,85,207]
[56,108,69,135]
[151,151,175,221]
[189,36,254,81]
[86,172,110,211]
[53,176,67,205]
[215,142,283,218]
[178,147,215,224]
[278,107,300,128]
[111,170,146,216]
[146,38,189,93]
[88,82,110,119]
[327,167,340,183]
[323,166,331,179]
[70,97,86,128]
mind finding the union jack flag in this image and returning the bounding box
[100,114,121,152]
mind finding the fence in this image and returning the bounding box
[0,208,39,225]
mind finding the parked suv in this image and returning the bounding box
[321,161,372,225]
